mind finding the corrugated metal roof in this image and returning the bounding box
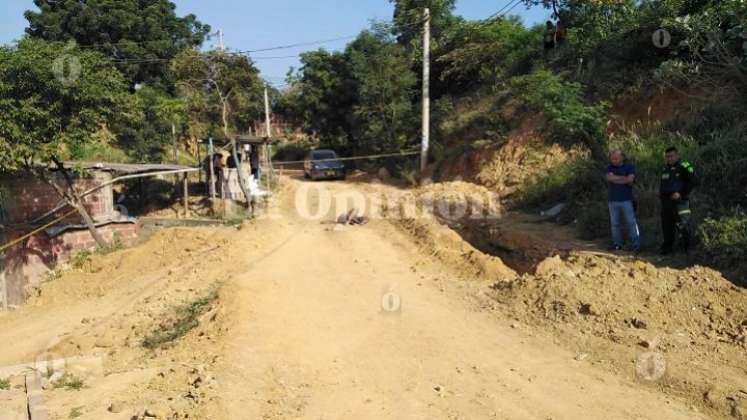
[62,161,193,174]
[201,135,276,145]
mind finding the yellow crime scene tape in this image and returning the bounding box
[0,150,418,253]
[0,208,78,254]
[272,150,420,166]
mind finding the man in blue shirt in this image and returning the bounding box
[606,150,641,252]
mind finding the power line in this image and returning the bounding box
[487,0,524,21]
[474,0,524,29]
[502,0,524,17]
[30,17,423,52]
[240,35,357,54]
[32,8,521,69]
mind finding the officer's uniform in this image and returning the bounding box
[659,160,697,252]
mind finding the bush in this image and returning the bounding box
[53,373,85,391]
[518,157,604,209]
[509,70,610,162]
[272,141,315,163]
[396,161,419,187]
[700,211,747,262]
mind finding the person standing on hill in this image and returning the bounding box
[659,147,697,255]
[606,150,641,252]
[544,21,556,51]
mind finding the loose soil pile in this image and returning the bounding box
[393,179,747,418]
[483,244,747,418]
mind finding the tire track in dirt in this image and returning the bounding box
[213,178,706,420]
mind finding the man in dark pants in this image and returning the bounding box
[659,147,697,255]
[606,150,640,252]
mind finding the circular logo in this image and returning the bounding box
[52,41,81,85]
[381,292,401,312]
[635,352,666,381]
[652,29,672,49]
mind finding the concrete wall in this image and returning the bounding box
[0,170,133,309]
[0,171,114,226]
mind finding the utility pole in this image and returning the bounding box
[263,86,273,191]
[264,86,272,138]
[421,8,431,174]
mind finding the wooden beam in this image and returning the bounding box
[183,174,189,218]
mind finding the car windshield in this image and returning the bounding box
[311,151,338,160]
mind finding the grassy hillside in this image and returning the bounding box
[429,1,747,280]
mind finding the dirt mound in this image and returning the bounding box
[394,216,516,282]
[0,224,245,419]
[391,177,747,417]
[26,227,231,304]
[143,196,216,219]
[414,181,503,223]
[488,251,747,417]
[494,253,746,347]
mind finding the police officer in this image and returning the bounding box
[659,147,697,255]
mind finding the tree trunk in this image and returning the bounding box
[585,134,609,165]
[49,159,107,246]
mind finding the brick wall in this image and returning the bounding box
[0,171,114,226]
[0,223,139,308]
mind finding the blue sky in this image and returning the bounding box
[0,1,550,86]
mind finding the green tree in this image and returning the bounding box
[25,0,211,87]
[0,38,130,244]
[437,16,539,90]
[280,50,356,150]
[509,69,609,163]
[347,29,418,155]
[171,50,264,206]
[390,0,457,48]
[112,86,185,163]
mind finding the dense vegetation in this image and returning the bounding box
[277,0,747,272]
[0,0,268,241]
[0,0,745,270]
[0,0,268,169]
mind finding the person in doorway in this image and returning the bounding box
[606,149,641,252]
[250,145,260,180]
[544,21,556,51]
[659,147,697,255]
[212,152,225,198]
[227,151,241,169]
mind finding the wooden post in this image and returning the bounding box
[183,174,189,218]
[264,144,271,192]
[0,270,7,311]
[172,123,178,163]
[264,87,274,190]
[197,141,203,185]
[208,137,216,200]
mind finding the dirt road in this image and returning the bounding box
[0,177,728,419]
[212,178,705,419]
